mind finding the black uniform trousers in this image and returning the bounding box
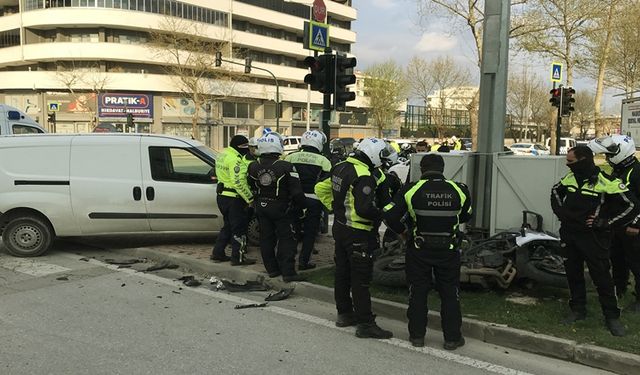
[610,229,640,298]
[406,245,462,342]
[561,228,620,319]
[333,222,378,324]
[212,195,248,260]
[256,199,297,277]
[299,197,323,265]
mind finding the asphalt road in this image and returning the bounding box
[0,244,615,375]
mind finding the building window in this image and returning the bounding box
[0,29,20,49]
[223,102,256,119]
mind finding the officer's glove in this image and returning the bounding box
[587,215,609,229]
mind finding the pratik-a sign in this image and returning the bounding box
[99,93,154,119]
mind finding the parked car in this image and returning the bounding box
[0,133,222,257]
[510,142,551,156]
[93,123,122,133]
[0,104,46,135]
[545,137,576,155]
[283,136,302,154]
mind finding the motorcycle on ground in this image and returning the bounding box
[372,211,567,289]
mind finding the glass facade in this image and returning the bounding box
[23,0,229,27]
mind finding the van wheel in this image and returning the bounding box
[2,216,53,257]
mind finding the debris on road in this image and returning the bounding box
[265,288,294,302]
[209,277,225,290]
[143,261,179,272]
[234,303,268,310]
[56,276,69,281]
[220,280,269,292]
[104,258,142,265]
[177,275,201,287]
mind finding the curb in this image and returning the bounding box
[110,247,640,375]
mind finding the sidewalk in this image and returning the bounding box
[102,233,640,375]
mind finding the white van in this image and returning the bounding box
[0,133,222,257]
[0,104,46,135]
[545,137,576,155]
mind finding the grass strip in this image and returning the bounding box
[306,266,640,354]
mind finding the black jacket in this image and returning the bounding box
[248,154,305,209]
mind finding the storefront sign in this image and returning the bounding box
[98,93,153,119]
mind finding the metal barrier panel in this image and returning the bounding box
[491,155,567,235]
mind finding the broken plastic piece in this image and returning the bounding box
[265,287,295,302]
[104,258,141,265]
[144,261,178,272]
[234,303,268,310]
[177,275,201,287]
[221,280,269,292]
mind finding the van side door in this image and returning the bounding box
[140,137,221,232]
[69,135,150,234]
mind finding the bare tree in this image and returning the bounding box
[416,0,530,150]
[364,60,409,138]
[580,0,624,136]
[149,17,242,139]
[56,61,110,130]
[507,68,545,142]
[518,0,606,86]
[407,56,471,137]
[572,90,596,139]
[607,0,640,98]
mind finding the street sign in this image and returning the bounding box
[551,62,563,83]
[307,21,330,52]
[312,0,326,22]
[48,102,60,112]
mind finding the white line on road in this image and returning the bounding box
[83,255,534,375]
[0,257,70,276]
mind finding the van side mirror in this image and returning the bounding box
[7,111,23,121]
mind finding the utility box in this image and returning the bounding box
[490,155,567,235]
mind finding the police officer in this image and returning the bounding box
[211,135,256,266]
[284,130,332,270]
[588,135,640,312]
[551,145,640,336]
[315,138,394,339]
[246,136,259,161]
[383,154,471,350]
[248,132,306,282]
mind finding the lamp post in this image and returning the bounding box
[284,0,314,131]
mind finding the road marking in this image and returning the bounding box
[0,257,70,276]
[81,255,534,375]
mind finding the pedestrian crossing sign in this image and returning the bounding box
[308,21,330,52]
[551,62,563,83]
[48,102,60,112]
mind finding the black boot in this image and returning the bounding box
[605,318,626,337]
[335,313,357,327]
[282,274,306,283]
[561,311,586,325]
[443,337,465,351]
[230,257,256,266]
[409,337,425,347]
[355,322,393,339]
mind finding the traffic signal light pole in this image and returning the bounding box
[555,83,563,156]
[321,49,333,156]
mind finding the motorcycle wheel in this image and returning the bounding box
[372,257,407,287]
[523,258,568,289]
[247,217,260,246]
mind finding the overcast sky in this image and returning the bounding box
[350,0,622,114]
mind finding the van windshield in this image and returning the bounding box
[195,146,218,162]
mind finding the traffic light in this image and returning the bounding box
[47,112,56,124]
[561,87,575,117]
[215,51,222,67]
[549,88,561,108]
[334,54,357,111]
[303,54,334,94]
[244,57,252,74]
[126,113,134,127]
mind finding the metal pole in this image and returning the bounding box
[219,58,280,132]
[473,0,510,233]
[555,85,563,156]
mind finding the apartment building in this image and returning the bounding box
[0,0,363,149]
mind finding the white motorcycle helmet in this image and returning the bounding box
[300,130,326,152]
[385,142,399,165]
[588,135,636,166]
[257,131,284,155]
[356,138,391,168]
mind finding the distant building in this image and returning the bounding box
[427,86,478,110]
[0,0,366,149]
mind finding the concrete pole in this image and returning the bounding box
[473,0,510,232]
